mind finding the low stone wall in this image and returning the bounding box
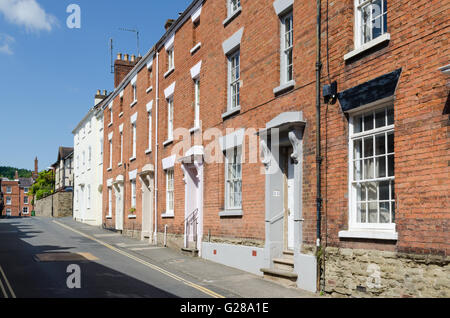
[157,232,184,250]
[34,192,73,218]
[324,247,449,298]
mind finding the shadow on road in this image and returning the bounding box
[0,218,178,298]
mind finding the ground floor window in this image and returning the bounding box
[166,169,174,215]
[350,105,395,228]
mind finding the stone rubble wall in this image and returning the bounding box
[34,192,73,218]
[324,247,449,298]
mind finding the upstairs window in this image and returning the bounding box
[166,168,174,215]
[194,79,200,129]
[167,48,174,71]
[6,197,11,205]
[356,0,388,47]
[24,196,28,204]
[131,180,136,208]
[229,0,241,16]
[167,98,174,140]
[281,11,293,83]
[6,186,11,193]
[228,50,240,110]
[131,123,137,159]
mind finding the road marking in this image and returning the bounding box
[53,220,224,298]
[0,266,16,298]
[0,271,8,298]
[93,234,121,238]
[129,247,165,251]
[116,243,149,248]
[34,252,99,262]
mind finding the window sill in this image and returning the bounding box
[145,149,152,154]
[189,127,201,134]
[106,216,112,220]
[108,122,113,128]
[163,139,174,147]
[146,86,153,94]
[338,230,398,241]
[128,214,137,219]
[162,212,174,219]
[130,100,138,108]
[222,106,241,120]
[164,68,175,78]
[190,42,202,55]
[273,80,296,95]
[129,157,136,162]
[119,112,124,118]
[223,7,242,27]
[344,33,391,61]
[219,209,243,217]
[118,163,122,167]
[107,168,112,172]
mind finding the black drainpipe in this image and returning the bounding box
[315,0,323,292]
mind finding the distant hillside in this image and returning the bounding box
[0,167,32,180]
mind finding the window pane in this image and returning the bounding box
[379,202,390,223]
[375,109,386,128]
[387,132,394,153]
[354,139,362,159]
[358,202,367,223]
[372,16,382,39]
[364,113,374,131]
[367,182,377,201]
[391,181,395,200]
[388,154,394,176]
[354,115,363,133]
[383,12,388,33]
[364,136,373,157]
[354,160,362,181]
[391,201,396,222]
[368,202,378,223]
[364,159,374,179]
[375,134,385,155]
[379,181,390,200]
[376,157,386,178]
[387,107,394,125]
[356,184,366,201]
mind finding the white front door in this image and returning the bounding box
[287,154,295,250]
[115,185,123,231]
[141,174,154,240]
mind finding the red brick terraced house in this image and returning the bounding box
[97,0,449,297]
[0,171,35,217]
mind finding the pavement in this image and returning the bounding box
[0,216,318,298]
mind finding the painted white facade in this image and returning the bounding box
[72,100,105,226]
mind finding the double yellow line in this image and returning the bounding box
[53,220,224,298]
[0,265,16,298]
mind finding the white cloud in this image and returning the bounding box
[0,33,14,55]
[0,0,58,32]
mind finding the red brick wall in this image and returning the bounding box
[1,181,20,216]
[101,0,448,256]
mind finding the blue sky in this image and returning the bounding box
[0,0,191,171]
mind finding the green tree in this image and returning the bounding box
[0,166,32,179]
[29,170,55,203]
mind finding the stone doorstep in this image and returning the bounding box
[181,247,199,257]
[260,268,298,288]
[273,257,295,271]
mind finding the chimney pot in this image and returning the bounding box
[165,19,175,30]
[117,53,122,60]
[124,54,129,61]
[103,90,107,95]
[96,89,101,95]
[131,54,136,62]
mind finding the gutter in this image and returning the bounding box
[154,51,159,244]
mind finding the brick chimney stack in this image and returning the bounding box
[165,19,175,30]
[14,170,19,180]
[33,157,38,180]
[114,52,138,88]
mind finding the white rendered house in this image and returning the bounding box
[72,91,107,226]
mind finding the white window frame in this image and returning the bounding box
[355,0,388,48]
[194,78,200,129]
[228,0,241,17]
[131,123,137,160]
[167,47,174,71]
[228,50,240,111]
[6,197,11,205]
[6,209,11,216]
[348,102,396,232]
[87,185,91,209]
[166,168,174,216]
[148,109,152,152]
[108,139,113,170]
[24,196,28,205]
[225,147,242,210]
[24,187,29,194]
[280,10,293,84]
[119,131,123,165]
[6,186,11,194]
[167,97,174,141]
[108,187,112,217]
[100,138,104,164]
[131,180,137,208]
[23,207,29,214]
[88,146,92,170]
